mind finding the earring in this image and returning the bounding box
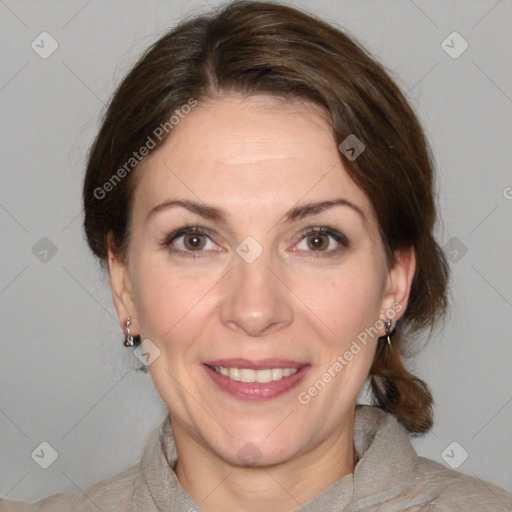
[384,318,393,346]
[124,317,134,347]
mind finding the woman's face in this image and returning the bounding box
[109,94,414,467]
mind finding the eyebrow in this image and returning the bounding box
[146,198,368,227]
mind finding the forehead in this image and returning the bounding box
[133,94,375,224]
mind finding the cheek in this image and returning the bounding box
[130,253,219,356]
[288,262,383,345]
[130,256,190,337]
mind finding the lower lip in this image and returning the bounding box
[203,365,311,401]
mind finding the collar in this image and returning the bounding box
[131,404,421,511]
[303,404,420,511]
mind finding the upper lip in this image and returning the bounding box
[203,358,309,370]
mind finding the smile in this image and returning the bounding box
[203,360,310,401]
[211,366,298,383]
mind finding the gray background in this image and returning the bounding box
[1,0,511,502]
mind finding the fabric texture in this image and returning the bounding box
[1,405,510,511]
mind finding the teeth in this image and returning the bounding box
[229,368,240,381]
[272,368,282,381]
[255,369,272,383]
[212,366,299,383]
[240,369,256,383]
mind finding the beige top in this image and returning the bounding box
[1,405,510,511]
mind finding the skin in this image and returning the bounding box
[108,93,415,512]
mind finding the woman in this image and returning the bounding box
[2,1,510,510]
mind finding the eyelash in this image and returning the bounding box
[161,224,349,260]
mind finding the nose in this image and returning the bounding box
[219,250,294,337]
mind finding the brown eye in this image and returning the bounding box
[183,232,206,250]
[163,226,218,256]
[294,227,349,257]
[307,233,330,251]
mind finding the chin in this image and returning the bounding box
[220,437,300,469]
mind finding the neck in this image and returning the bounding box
[172,412,356,512]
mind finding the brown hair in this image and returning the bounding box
[83,0,449,434]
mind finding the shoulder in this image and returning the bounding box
[414,456,512,511]
[0,464,137,512]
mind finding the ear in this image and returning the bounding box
[107,231,138,336]
[378,246,416,334]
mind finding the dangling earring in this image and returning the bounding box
[124,317,134,347]
[384,318,393,346]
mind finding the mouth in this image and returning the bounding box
[202,359,311,401]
